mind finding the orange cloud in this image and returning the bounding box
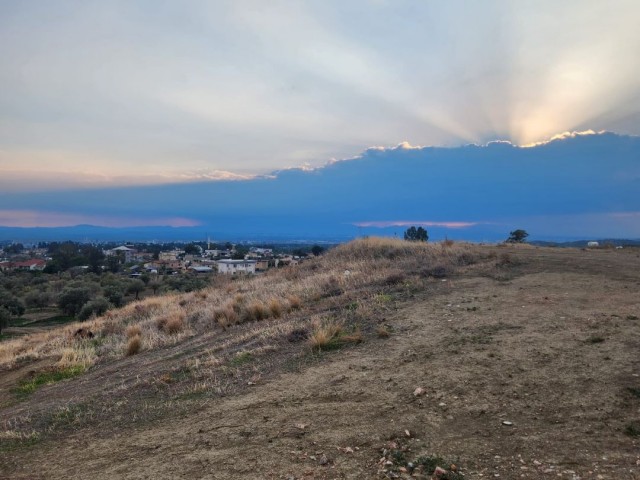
[0,210,200,228]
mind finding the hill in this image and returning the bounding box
[1,239,639,478]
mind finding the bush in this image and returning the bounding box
[103,285,125,308]
[77,297,110,321]
[58,287,92,317]
[126,335,142,356]
[0,290,25,317]
[24,290,52,310]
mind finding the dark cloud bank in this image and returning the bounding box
[1,132,639,242]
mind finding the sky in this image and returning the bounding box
[1,1,639,239]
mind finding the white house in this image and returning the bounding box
[587,241,600,248]
[217,259,257,275]
[105,246,135,263]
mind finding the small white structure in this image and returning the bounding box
[106,245,135,263]
[587,241,600,248]
[217,259,257,275]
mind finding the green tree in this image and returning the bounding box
[127,279,146,300]
[0,306,11,335]
[184,243,201,255]
[0,290,25,317]
[103,284,125,307]
[105,255,121,273]
[4,243,24,254]
[148,280,162,295]
[24,290,52,310]
[404,226,428,242]
[77,297,110,321]
[311,245,324,256]
[58,287,92,317]
[506,229,529,243]
[85,246,105,274]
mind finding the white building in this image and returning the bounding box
[105,246,135,263]
[217,259,257,275]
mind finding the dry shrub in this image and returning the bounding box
[165,315,185,334]
[443,238,455,247]
[287,295,302,310]
[268,298,283,318]
[376,326,391,338]
[126,335,142,356]
[309,320,343,351]
[126,324,142,338]
[156,317,167,330]
[215,306,238,329]
[156,310,186,334]
[242,301,270,322]
[384,271,406,285]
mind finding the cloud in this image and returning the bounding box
[353,221,479,229]
[522,129,603,147]
[0,210,200,228]
[0,168,255,193]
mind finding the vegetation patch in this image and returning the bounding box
[379,439,464,479]
[309,319,362,352]
[230,351,253,367]
[13,365,86,398]
[586,335,606,344]
[626,387,640,398]
[0,431,41,453]
[624,422,640,437]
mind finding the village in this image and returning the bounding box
[0,241,325,336]
[0,241,317,276]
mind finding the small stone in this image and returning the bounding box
[438,402,447,407]
[502,421,513,426]
[319,454,329,465]
[413,387,426,397]
[434,466,447,477]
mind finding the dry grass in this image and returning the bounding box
[125,325,142,338]
[0,237,484,371]
[126,335,142,356]
[308,319,362,351]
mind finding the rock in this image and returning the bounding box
[434,466,447,477]
[501,421,513,426]
[319,454,329,465]
[413,387,426,397]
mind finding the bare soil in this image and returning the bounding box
[1,246,640,479]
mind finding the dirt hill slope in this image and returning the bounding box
[1,242,640,479]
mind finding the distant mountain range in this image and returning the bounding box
[1,131,639,243]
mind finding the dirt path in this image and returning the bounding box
[3,250,640,479]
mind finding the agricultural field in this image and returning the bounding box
[1,239,639,479]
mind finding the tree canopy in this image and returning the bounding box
[506,229,529,243]
[404,226,428,242]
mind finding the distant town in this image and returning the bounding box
[0,240,330,331]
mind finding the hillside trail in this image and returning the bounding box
[3,248,640,479]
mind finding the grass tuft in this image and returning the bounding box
[126,335,142,356]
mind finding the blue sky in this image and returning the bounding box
[0,1,639,239]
